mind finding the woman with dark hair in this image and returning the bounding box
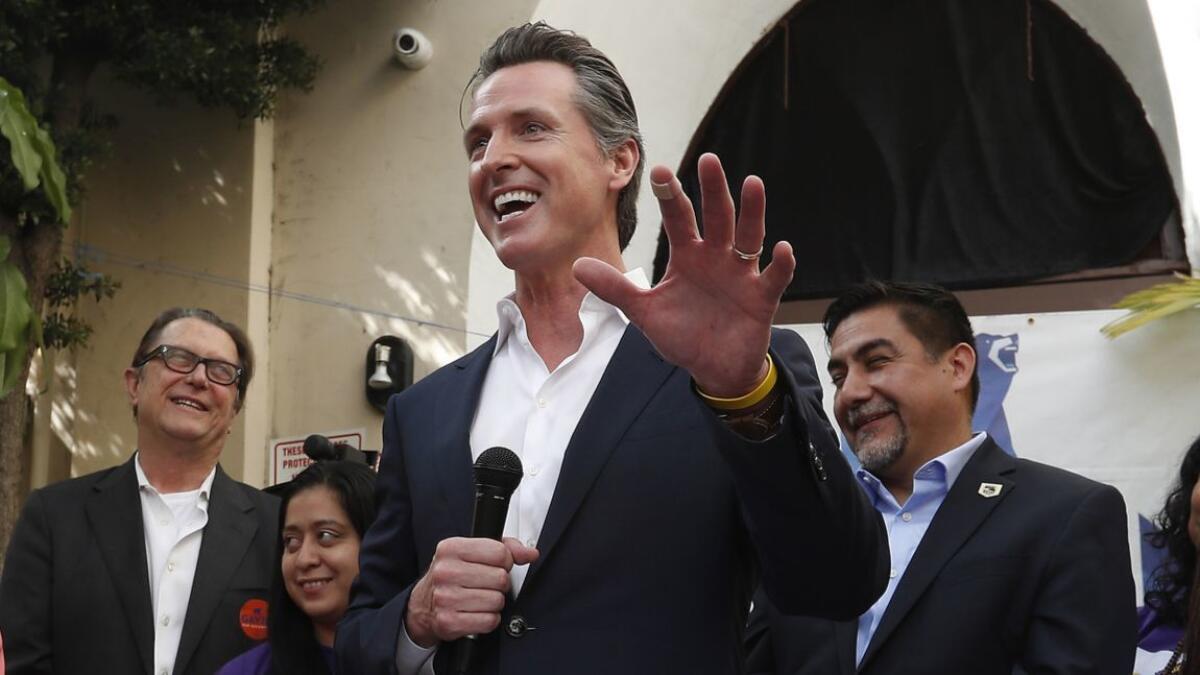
[1140,434,1200,674]
[218,460,378,675]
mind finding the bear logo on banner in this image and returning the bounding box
[973,333,1020,456]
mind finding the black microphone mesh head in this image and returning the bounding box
[474,447,523,493]
[475,446,523,474]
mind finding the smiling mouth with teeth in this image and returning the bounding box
[172,398,207,412]
[493,189,540,223]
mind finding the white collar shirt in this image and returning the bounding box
[469,268,647,597]
[397,269,647,674]
[135,453,215,675]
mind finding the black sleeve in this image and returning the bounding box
[707,327,889,619]
[335,394,426,675]
[0,489,55,674]
[1019,484,1137,674]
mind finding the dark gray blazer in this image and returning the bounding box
[337,326,889,675]
[0,457,278,675]
[746,438,1137,675]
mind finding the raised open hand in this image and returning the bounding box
[574,153,795,397]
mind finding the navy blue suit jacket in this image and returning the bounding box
[337,327,887,674]
[745,439,1137,675]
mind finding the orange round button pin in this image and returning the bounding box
[239,598,269,641]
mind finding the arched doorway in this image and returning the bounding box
[655,0,1184,315]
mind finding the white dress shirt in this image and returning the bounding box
[395,269,647,675]
[135,454,215,675]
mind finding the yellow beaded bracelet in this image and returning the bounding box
[696,356,777,411]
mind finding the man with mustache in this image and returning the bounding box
[746,280,1136,674]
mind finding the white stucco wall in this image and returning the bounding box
[265,0,541,472]
[46,73,260,480]
[1144,0,1200,269]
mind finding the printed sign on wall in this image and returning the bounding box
[270,428,366,485]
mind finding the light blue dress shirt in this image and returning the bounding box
[854,432,988,665]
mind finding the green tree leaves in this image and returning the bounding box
[0,84,41,191]
[0,76,67,396]
[1102,273,1200,338]
[0,234,33,396]
[0,77,71,224]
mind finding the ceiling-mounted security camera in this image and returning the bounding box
[393,28,433,70]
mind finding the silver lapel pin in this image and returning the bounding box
[978,482,1003,498]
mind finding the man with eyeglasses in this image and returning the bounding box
[0,307,279,675]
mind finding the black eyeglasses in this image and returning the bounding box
[135,345,243,386]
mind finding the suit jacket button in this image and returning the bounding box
[505,615,528,638]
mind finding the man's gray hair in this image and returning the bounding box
[469,22,645,251]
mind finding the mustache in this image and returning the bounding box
[847,401,897,429]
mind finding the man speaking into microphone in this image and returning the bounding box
[336,22,887,675]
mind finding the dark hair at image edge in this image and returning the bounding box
[822,280,980,411]
[266,460,379,675]
[468,21,645,251]
[1146,433,1200,629]
[130,307,255,410]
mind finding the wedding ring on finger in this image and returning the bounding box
[733,245,763,261]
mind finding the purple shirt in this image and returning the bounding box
[1138,605,1184,653]
[217,642,336,675]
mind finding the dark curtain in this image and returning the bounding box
[654,0,1178,299]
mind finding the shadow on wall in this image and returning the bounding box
[58,72,263,477]
[368,244,472,369]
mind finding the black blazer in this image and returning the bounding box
[0,457,278,675]
[337,327,888,675]
[746,439,1137,675]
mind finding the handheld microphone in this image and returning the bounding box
[302,434,370,466]
[453,447,524,675]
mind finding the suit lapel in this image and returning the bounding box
[859,440,1016,669]
[174,468,259,675]
[835,621,858,675]
[434,336,498,536]
[85,458,154,675]
[521,327,675,593]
